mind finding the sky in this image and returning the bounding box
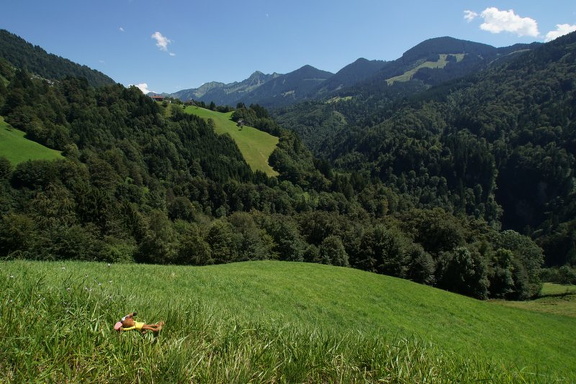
[1,1,575,94]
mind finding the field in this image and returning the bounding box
[492,283,576,318]
[386,54,465,84]
[0,116,62,164]
[1,260,575,383]
[184,106,279,177]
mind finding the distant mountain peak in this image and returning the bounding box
[168,36,541,108]
[400,36,497,63]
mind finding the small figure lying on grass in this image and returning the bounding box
[114,312,164,334]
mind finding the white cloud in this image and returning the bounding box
[463,10,478,22]
[545,24,576,42]
[151,31,171,51]
[471,7,539,37]
[119,27,125,32]
[132,83,154,94]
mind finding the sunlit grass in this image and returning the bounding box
[0,116,62,164]
[540,282,576,296]
[492,282,576,318]
[386,53,465,84]
[1,260,574,382]
[184,106,279,177]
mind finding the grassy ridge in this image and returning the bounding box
[0,116,63,164]
[184,106,279,177]
[1,260,575,382]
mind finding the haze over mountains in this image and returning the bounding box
[168,36,540,108]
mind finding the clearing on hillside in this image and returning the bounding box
[387,53,465,84]
[184,106,279,177]
[0,116,63,164]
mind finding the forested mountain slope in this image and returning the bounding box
[240,65,334,108]
[172,65,333,108]
[313,58,386,96]
[278,31,576,268]
[274,37,540,153]
[0,29,115,87]
[171,71,281,107]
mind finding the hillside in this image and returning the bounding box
[183,106,279,176]
[172,65,333,108]
[314,57,387,95]
[240,65,333,107]
[171,71,280,106]
[274,31,576,269]
[0,117,62,164]
[0,29,115,87]
[1,260,574,382]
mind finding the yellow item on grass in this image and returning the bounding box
[121,321,145,331]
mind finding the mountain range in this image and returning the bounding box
[0,29,541,110]
[168,36,540,108]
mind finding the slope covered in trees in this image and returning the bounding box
[0,29,115,87]
[276,31,576,271]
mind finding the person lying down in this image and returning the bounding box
[114,312,164,334]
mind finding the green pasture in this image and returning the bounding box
[0,116,62,164]
[387,53,465,84]
[1,260,575,383]
[184,106,279,177]
[492,282,576,318]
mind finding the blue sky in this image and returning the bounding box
[1,1,575,94]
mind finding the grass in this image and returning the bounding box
[0,116,63,164]
[491,283,576,318]
[327,96,353,104]
[183,106,279,177]
[1,260,575,383]
[387,54,465,84]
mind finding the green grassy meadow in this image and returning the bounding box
[1,260,575,383]
[492,283,576,318]
[0,116,62,164]
[387,54,465,84]
[184,106,279,177]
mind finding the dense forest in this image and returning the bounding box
[1,30,575,301]
[0,30,115,88]
[275,32,576,274]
